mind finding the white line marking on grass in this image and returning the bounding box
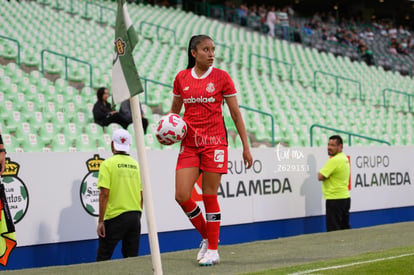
[289,252,414,275]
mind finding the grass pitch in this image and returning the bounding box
[2,221,414,275]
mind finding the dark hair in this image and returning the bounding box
[187,34,213,69]
[329,135,343,145]
[96,87,107,102]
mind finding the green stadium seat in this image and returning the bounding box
[144,133,161,150]
[75,134,97,152]
[20,133,44,152]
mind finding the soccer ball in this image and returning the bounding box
[156,113,187,145]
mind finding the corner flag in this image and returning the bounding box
[112,0,143,105]
[0,182,16,266]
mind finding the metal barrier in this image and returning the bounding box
[310,124,391,146]
[194,2,208,16]
[207,5,224,21]
[215,42,233,63]
[140,77,172,106]
[248,53,293,82]
[326,41,361,61]
[139,21,176,44]
[0,35,21,65]
[83,2,116,24]
[382,88,414,112]
[41,49,93,87]
[374,53,412,76]
[313,70,363,101]
[53,0,64,10]
[239,105,275,147]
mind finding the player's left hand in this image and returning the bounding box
[243,149,253,169]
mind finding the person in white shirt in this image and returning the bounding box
[265,6,277,37]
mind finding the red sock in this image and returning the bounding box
[203,194,221,250]
[179,199,207,239]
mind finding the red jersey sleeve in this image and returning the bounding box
[221,70,237,97]
[173,71,183,97]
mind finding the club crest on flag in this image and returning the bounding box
[111,0,144,104]
[114,38,126,56]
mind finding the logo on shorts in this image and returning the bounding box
[214,150,224,162]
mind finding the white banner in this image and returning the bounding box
[3,145,413,247]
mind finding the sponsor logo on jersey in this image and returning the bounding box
[206,82,215,93]
[184,86,189,91]
[214,150,225,162]
[183,96,215,104]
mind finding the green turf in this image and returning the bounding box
[2,222,414,275]
[243,246,414,275]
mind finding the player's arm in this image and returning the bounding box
[140,191,143,210]
[318,173,327,181]
[318,158,337,181]
[225,96,253,169]
[97,187,109,237]
[170,95,183,114]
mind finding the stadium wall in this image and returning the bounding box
[0,145,413,270]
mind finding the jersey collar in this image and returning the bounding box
[191,66,213,79]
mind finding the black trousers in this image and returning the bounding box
[325,198,351,232]
[97,211,142,261]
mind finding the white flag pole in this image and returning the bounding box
[130,95,163,275]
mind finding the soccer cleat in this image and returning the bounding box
[196,239,208,261]
[199,249,220,266]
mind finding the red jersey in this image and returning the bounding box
[173,67,237,147]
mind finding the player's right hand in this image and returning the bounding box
[156,134,174,146]
[97,222,105,238]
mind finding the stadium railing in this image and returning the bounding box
[248,53,293,83]
[140,77,172,106]
[239,105,275,147]
[309,124,391,146]
[139,21,177,45]
[373,53,412,77]
[313,70,363,101]
[40,49,93,87]
[215,42,233,63]
[382,88,414,113]
[326,41,361,62]
[0,34,21,65]
[81,1,116,24]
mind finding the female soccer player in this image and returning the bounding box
[160,34,253,266]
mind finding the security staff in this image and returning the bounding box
[96,129,143,261]
[318,135,351,232]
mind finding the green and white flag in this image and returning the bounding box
[112,0,143,105]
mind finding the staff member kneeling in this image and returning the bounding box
[96,129,143,261]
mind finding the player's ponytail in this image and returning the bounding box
[186,34,213,69]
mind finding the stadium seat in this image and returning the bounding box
[0,1,413,149]
[75,134,97,152]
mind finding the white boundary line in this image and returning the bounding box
[289,252,414,275]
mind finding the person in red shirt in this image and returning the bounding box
[159,34,253,266]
